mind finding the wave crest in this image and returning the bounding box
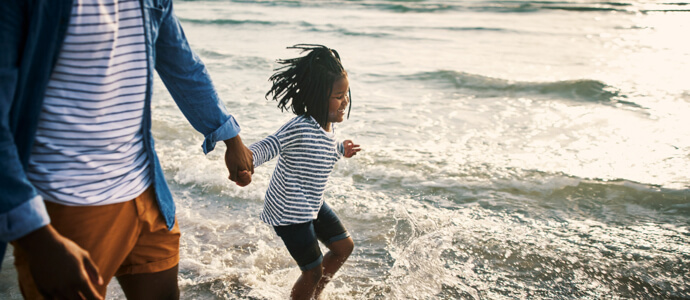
[178,17,277,26]
[411,70,641,107]
[181,0,690,14]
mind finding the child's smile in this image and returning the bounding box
[327,76,350,130]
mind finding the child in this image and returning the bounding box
[240,44,361,300]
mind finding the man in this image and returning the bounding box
[0,0,253,299]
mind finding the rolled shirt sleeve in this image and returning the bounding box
[202,114,240,154]
[0,195,50,242]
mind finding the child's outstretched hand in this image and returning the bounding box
[343,140,361,158]
[236,170,252,187]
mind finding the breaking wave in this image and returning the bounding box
[409,70,642,107]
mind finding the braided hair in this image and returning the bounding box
[266,44,351,129]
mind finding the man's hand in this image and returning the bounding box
[224,134,254,186]
[237,170,252,187]
[16,225,103,300]
[343,140,361,158]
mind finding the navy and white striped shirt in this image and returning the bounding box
[250,115,345,226]
[27,0,150,206]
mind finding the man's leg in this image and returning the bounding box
[113,187,181,300]
[117,264,179,300]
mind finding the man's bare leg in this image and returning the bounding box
[117,264,179,300]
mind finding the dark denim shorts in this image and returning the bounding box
[273,202,350,271]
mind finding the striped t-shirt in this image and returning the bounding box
[250,115,345,226]
[27,0,150,206]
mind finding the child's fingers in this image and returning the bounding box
[343,141,361,158]
[345,143,360,150]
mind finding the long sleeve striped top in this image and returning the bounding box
[249,115,344,226]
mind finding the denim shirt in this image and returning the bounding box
[0,0,239,262]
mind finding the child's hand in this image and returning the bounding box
[236,170,252,187]
[343,140,361,158]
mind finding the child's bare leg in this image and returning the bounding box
[313,237,354,299]
[291,266,323,300]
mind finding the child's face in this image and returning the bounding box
[328,76,350,125]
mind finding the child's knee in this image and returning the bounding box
[333,237,354,258]
[303,265,323,283]
[344,238,354,256]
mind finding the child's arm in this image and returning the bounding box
[342,140,361,158]
[234,135,281,187]
[248,135,281,167]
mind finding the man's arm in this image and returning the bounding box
[152,1,253,182]
[0,1,102,299]
[0,0,49,242]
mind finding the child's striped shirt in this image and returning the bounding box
[250,115,345,226]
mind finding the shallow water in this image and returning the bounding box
[2,0,689,299]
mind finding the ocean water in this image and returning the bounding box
[2,0,689,299]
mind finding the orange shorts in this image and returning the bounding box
[12,186,180,299]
